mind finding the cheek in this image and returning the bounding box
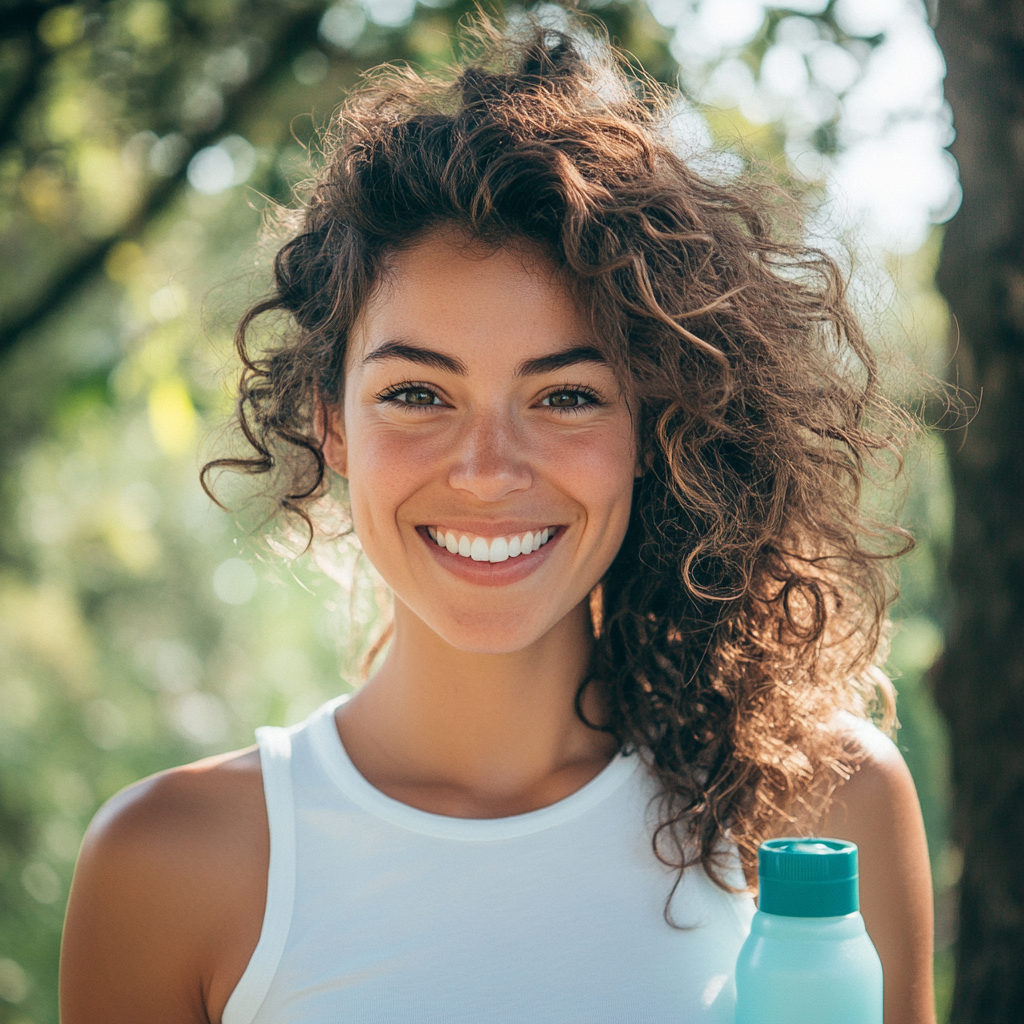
[552,425,637,512]
[343,422,442,533]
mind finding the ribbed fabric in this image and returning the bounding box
[221,697,755,1024]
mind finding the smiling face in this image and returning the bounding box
[325,230,638,655]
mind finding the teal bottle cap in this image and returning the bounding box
[758,838,859,917]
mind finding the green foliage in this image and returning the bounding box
[0,1,953,1021]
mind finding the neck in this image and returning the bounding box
[335,597,617,817]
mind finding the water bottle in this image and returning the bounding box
[734,838,883,1024]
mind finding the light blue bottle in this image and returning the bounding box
[734,838,883,1024]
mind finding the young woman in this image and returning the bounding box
[60,21,935,1024]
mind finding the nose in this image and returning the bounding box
[447,411,532,502]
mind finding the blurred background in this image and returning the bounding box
[0,0,1018,1022]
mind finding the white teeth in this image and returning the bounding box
[430,527,555,561]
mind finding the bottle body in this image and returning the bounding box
[734,908,883,1024]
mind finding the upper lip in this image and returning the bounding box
[419,521,562,535]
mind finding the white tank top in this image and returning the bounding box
[222,696,755,1024]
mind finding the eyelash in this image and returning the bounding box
[375,381,444,408]
[374,381,604,413]
[539,383,603,413]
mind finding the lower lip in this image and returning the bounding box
[417,527,563,587]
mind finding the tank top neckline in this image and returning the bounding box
[306,695,644,841]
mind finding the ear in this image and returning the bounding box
[317,399,348,479]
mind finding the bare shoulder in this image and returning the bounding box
[61,748,268,1024]
[824,713,918,826]
[819,713,932,918]
[87,745,265,856]
[816,714,936,1024]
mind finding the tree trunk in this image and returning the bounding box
[933,2,1024,1021]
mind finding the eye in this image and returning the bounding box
[377,383,443,407]
[397,388,439,406]
[541,387,600,410]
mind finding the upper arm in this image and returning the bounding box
[60,750,268,1024]
[819,721,935,1024]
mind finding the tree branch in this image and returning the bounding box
[0,6,327,358]
[0,33,48,152]
[0,1,60,41]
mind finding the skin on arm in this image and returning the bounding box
[60,749,269,1024]
[815,721,936,1024]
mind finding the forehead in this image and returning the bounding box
[348,231,590,370]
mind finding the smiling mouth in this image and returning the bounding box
[425,526,559,563]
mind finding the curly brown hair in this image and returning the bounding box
[203,16,911,903]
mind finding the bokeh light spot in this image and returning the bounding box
[0,958,31,1004]
[213,558,258,605]
[361,0,416,29]
[38,6,85,49]
[147,376,197,457]
[172,691,229,745]
[293,50,330,85]
[22,860,62,905]
[187,136,255,194]
[320,3,366,48]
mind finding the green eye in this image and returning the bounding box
[399,388,437,406]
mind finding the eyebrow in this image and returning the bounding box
[362,341,467,374]
[515,346,608,377]
[362,341,608,377]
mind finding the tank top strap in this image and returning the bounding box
[221,724,298,1024]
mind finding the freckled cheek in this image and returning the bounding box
[543,431,637,519]
[344,424,446,537]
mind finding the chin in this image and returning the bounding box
[422,606,565,656]
[434,623,551,657]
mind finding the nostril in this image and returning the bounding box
[447,452,533,500]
